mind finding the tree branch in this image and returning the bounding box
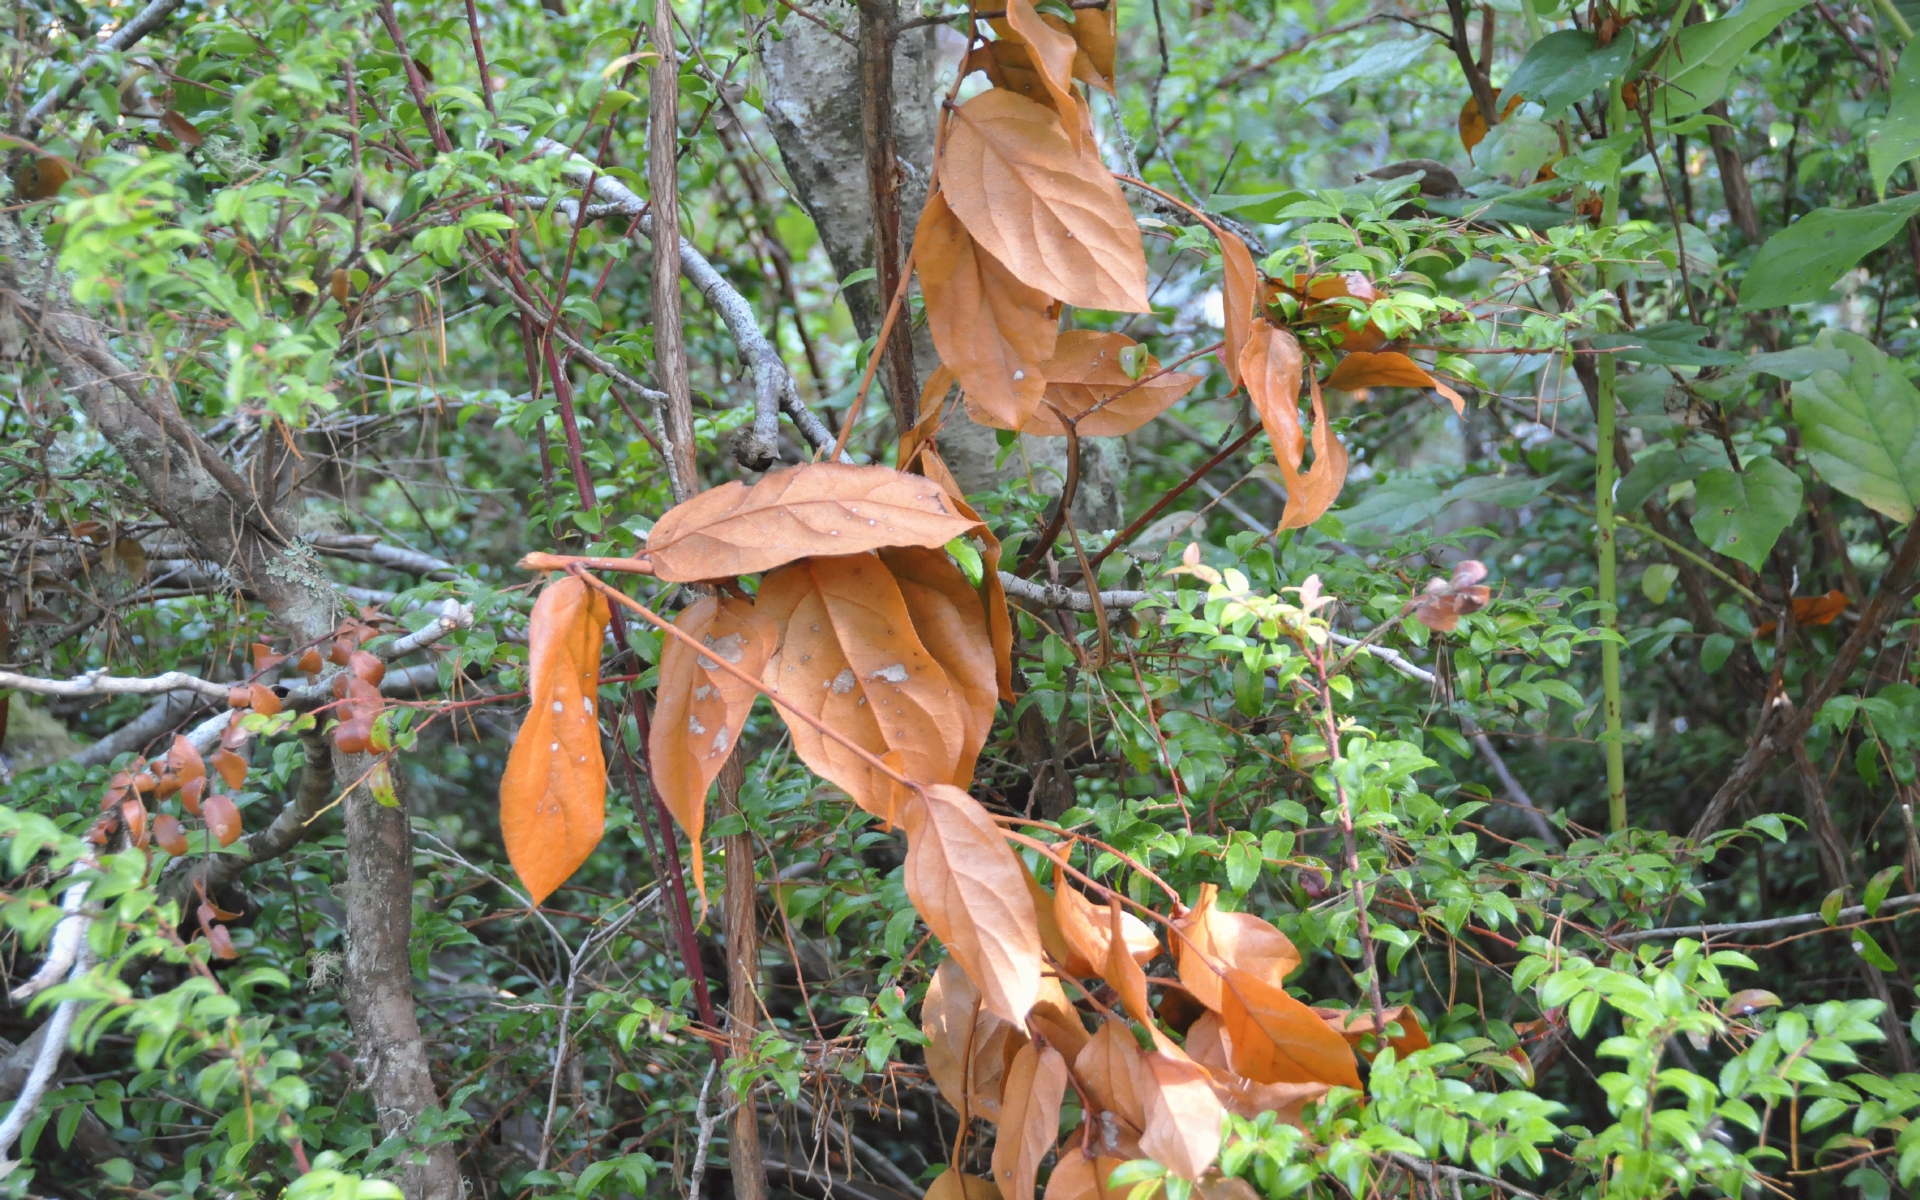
[20,0,188,139]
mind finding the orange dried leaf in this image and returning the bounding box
[248,683,282,717]
[168,734,206,782]
[1411,560,1492,633]
[153,813,189,856]
[210,748,249,790]
[1005,0,1085,149]
[251,643,283,672]
[297,648,324,677]
[162,110,203,147]
[1754,589,1850,637]
[1044,1146,1100,1200]
[1324,350,1437,392]
[1241,319,1306,486]
[205,924,238,959]
[179,775,206,816]
[1053,867,1160,977]
[202,792,243,847]
[229,687,251,710]
[903,784,1043,1025]
[121,798,149,847]
[966,331,1202,437]
[1076,1019,1148,1138]
[1312,1005,1431,1060]
[1183,1012,1329,1122]
[1103,898,1155,1026]
[924,958,1018,1124]
[1219,229,1260,391]
[1138,1046,1225,1180]
[758,555,969,820]
[651,595,778,903]
[500,575,611,906]
[918,188,1058,430]
[1280,378,1349,530]
[349,649,386,687]
[1068,1,1118,91]
[1174,884,1302,1011]
[332,716,372,755]
[1217,966,1363,1088]
[926,1170,1004,1200]
[992,1041,1068,1200]
[941,89,1151,313]
[642,463,979,581]
[879,546,1000,783]
[1459,89,1523,153]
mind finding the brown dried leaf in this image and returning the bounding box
[202,792,243,848]
[991,1041,1068,1200]
[1459,89,1522,154]
[1044,1145,1100,1200]
[1076,1018,1148,1135]
[1068,2,1118,91]
[941,89,1150,313]
[1182,1011,1327,1121]
[179,775,206,816]
[1754,589,1850,637]
[1218,966,1363,1088]
[500,576,610,905]
[924,958,1018,1124]
[878,546,1000,784]
[349,649,386,687]
[1173,883,1302,1011]
[1219,230,1260,391]
[1323,350,1434,392]
[926,1170,1005,1200]
[651,595,778,903]
[248,683,282,717]
[168,734,206,783]
[1410,559,1492,633]
[1031,973,1092,1062]
[205,923,238,960]
[210,748,249,790]
[121,798,148,847]
[964,331,1201,437]
[903,784,1043,1024]
[1053,868,1160,978]
[1005,0,1084,149]
[758,555,968,820]
[917,188,1058,431]
[1243,326,1348,529]
[162,110,204,147]
[297,648,324,678]
[1312,1005,1431,1060]
[1103,897,1154,1026]
[331,716,372,755]
[153,813,188,856]
[642,463,979,581]
[1138,1045,1225,1181]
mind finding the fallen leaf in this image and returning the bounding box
[1312,1005,1431,1060]
[1411,559,1492,633]
[1753,589,1850,638]
[917,188,1058,430]
[1005,0,1084,147]
[641,462,980,581]
[924,958,1019,1123]
[966,331,1202,437]
[651,595,778,903]
[879,546,1001,784]
[1138,1045,1225,1180]
[1218,965,1363,1088]
[941,88,1151,313]
[203,793,243,848]
[992,1041,1068,1200]
[500,576,610,905]
[1174,883,1302,1011]
[758,554,969,819]
[903,784,1043,1024]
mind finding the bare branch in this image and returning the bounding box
[21,0,189,139]
[309,535,458,580]
[1609,893,1920,946]
[0,670,232,703]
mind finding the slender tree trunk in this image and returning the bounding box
[651,0,697,492]
[718,754,765,1200]
[857,0,919,430]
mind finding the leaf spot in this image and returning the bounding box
[869,663,911,684]
[688,715,707,735]
[828,668,857,694]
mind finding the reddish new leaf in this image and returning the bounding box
[202,793,243,847]
[651,595,778,903]
[640,463,980,581]
[500,575,611,906]
[903,784,1043,1024]
[940,89,1151,313]
[991,1041,1068,1200]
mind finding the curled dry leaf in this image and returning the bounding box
[153,813,189,856]
[251,643,281,672]
[1243,324,1349,530]
[924,958,1019,1124]
[1138,1045,1225,1181]
[1051,868,1158,976]
[1219,230,1260,391]
[965,331,1202,437]
[1410,559,1492,633]
[500,575,611,906]
[122,798,148,847]
[1030,973,1092,1062]
[1101,897,1156,1025]
[1003,0,1084,146]
[1173,883,1302,1010]
[759,554,969,820]
[1217,965,1363,1088]
[651,595,778,903]
[1324,350,1465,413]
[297,648,324,677]
[202,792,244,848]
[1753,588,1850,638]
[1067,1,1118,90]
[903,784,1042,1024]
[210,748,250,790]
[349,649,386,686]
[642,462,980,581]
[179,775,206,816]
[991,1041,1068,1200]
[1312,1004,1431,1060]
[1076,1019,1147,1146]
[1184,1012,1329,1122]
[917,189,1058,431]
[926,1170,1005,1200]
[940,89,1151,313]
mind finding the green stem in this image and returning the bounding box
[1872,0,1913,41]
[1598,80,1628,833]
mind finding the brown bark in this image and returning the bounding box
[857,0,920,431]
[650,0,698,491]
[719,754,765,1200]
[1705,102,1762,245]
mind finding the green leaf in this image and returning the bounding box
[945,537,984,587]
[1792,331,1920,522]
[1302,38,1434,101]
[1503,29,1637,118]
[1853,930,1899,972]
[1864,865,1903,917]
[1652,0,1812,116]
[1591,322,1741,367]
[1821,888,1845,925]
[1641,562,1679,604]
[1869,47,1920,198]
[1700,632,1736,673]
[1749,345,1851,381]
[1689,458,1802,571]
[1616,443,1724,512]
[1739,193,1920,309]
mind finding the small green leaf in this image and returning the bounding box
[1689,458,1802,570]
[1641,562,1679,605]
[945,537,984,587]
[1821,888,1845,926]
[1739,193,1920,309]
[1864,865,1903,917]
[1853,930,1899,972]
[1700,633,1736,674]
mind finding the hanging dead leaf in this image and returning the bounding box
[1753,589,1850,638]
[924,957,1019,1123]
[1173,884,1301,1010]
[1282,376,1348,530]
[1325,351,1464,412]
[1410,559,1492,633]
[179,776,206,816]
[209,748,249,789]
[1053,872,1161,985]
[1076,1020,1148,1143]
[877,546,1000,783]
[1044,1145,1100,1200]
[1281,273,1389,353]
[903,784,1043,1024]
[122,798,148,847]
[639,462,980,582]
[168,735,206,785]
[1024,861,1081,974]
[940,89,1151,313]
[1219,229,1260,391]
[651,595,778,903]
[153,813,189,856]
[1031,973,1093,1061]
[297,648,324,678]
[202,793,243,848]
[926,1169,1005,1200]
[992,1041,1068,1200]
[1183,1012,1329,1122]
[917,189,1058,431]
[1004,0,1085,149]
[1138,1045,1225,1180]
[1459,89,1523,153]
[902,366,957,472]
[1068,1,1118,91]
[1217,965,1363,1088]
[949,492,1014,702]
[965,331,1202,437]
[162,110,204,147]
[758,554,968,819]
[1312,1005,1431,1060]
[500,575,610,905]
[1238,324,1348,528]
[205,923,239,959]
